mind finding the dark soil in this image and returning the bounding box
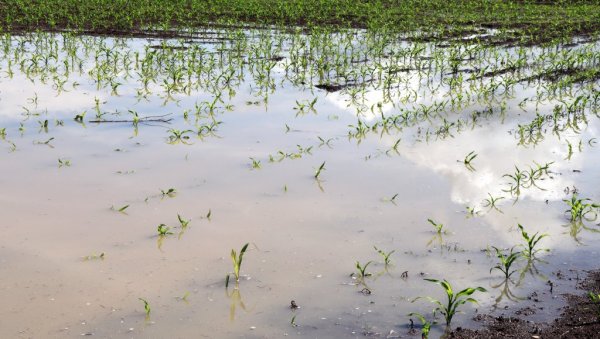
[448,270,600,339]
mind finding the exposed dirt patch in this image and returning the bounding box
[448,270,600,338]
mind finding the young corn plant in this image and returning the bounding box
[518,224,549,260]
[418,278,486,327]
[249,157,261,169]
[160,188,177,197]
[177,214,190,228]
[58,158,71,167]
[167,128,193,144]
[225,243,249,288]
[374,246,395,266]
[383,193,399,203]
[490,246,521,280]
[314,161,326,179]
[176,292,190,302]
[82,252,105,261]
[564,194,598,221]
[110,204,129,213]
[428,219,445,234]
[138,298,151,318]
[407,312,433,339]
[354,261,373,280]
[157,224,173,236]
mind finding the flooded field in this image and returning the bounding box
[1,29,600,338]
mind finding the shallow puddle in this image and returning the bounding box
[1,30,600,338]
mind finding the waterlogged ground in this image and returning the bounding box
[1,30,600,338]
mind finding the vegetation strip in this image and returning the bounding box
[1,1,600,43]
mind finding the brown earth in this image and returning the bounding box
[448,270,600,339]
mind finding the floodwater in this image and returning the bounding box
[1,30,600,338]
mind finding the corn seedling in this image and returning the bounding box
[58,158,71,167]
[374,246,395,265]
[160,188,177,197]
[138,298,151,317]
[177,214,190,228]
[74,111,86,123]
[167,128,193,144]
[226,243,249,288]
[249,157,261,169]
[157,224,173,235]
[176,292,190,302]
[517,224,549,259]
[427,219,445,234]
[418,278,486,326]
[383,193,399,203]
[110,204,129,213]
[490,246,521,280]
[564,194,599,221]
[34,137,54,147]
[82,252,105,261]
[407,312,433,339]
[353,260,373,279]
[314,161,326,179]
[290,315,298,327]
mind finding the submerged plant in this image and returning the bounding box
[157,224,173,235]
[176,292,190,302]
[177,214,190,228]
[249,157,261,169]
[314,161,326,179]
[407,312,433,339]
[374,246,395,265]
[138,298,151,317]
[57,158,71,167]
[563,194,598,221]
[418,278,486,327]
[111,204,129,213]
[383,193,399,203]
[518,224,549,259]
[428,219,445,234]
[160,188,177,197]
[490,246,521,280]
[226,243,249,288]
[354,260,373,280]
[167,128,193,143]
[82,252,105,261]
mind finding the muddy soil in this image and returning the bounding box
[449,270,600,339]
